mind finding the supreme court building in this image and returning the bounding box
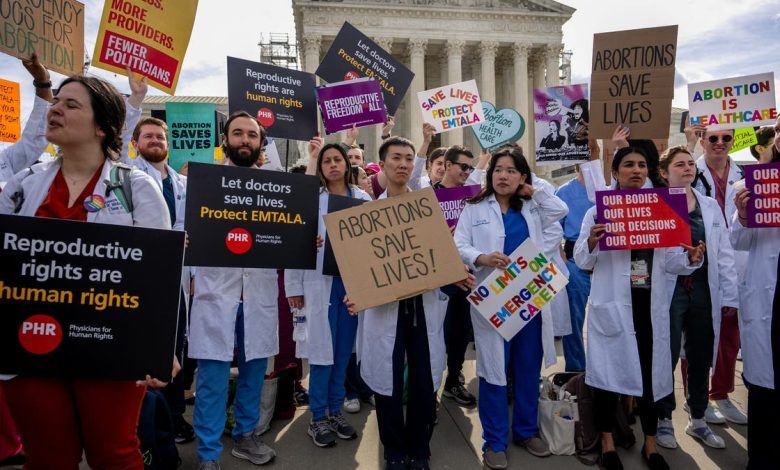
[293,0,575,178]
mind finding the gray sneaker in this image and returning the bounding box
[309,418,337,447]
[231,433,276,465]
[328,411,358,440]
[198,461,221,470]
[483,449,508,469]
[516,436,551,457]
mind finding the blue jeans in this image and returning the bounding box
[562,259,589,371]
[194,303,268,461]
[308,277,358,420]
[478,315,543,452]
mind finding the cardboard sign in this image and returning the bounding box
[596,187,691,250]
[166,102,216,172]
[322,194,367,277]
[323,187,467,311]
[590,25,678,139]
[745,163,780,227]
[471,102,525,151]
[317,78,387,134]
[227,57,318,141]
[0,214,184,380]
[418,80,485,134]
[467,239,568,341]
[688,72,777,131]
[0,79,20,143]
[92,0,197,94]
[316,22,414,115]
[184,163,319,268]
[0,0,85,76]
[434,185,481,228]
[729,127,758,155]
[533,84,590,165]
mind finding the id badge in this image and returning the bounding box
[631,259,650,287]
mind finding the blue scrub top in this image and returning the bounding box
[502,207,530,255]
[555,178,593,241]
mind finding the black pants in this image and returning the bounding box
[594,288,658,436]
[374,296,437,462]
[747,381,780,469]
[658,273,713,419]
[443,290,472,384]
[162,290,188,422]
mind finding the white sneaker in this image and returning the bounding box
[656,418,677,449]
[685,421,726,449]
[714,398,747,425]
[685,401,727,424]
[343,397,361,413]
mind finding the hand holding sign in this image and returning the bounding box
[127,67,148,108]
[682,240,706,264]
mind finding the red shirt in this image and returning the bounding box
[706,162,729,221]
[35,168,103,221]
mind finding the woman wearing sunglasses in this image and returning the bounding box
[454,147,568,469]
[574,147,705,470]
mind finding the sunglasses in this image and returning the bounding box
[455,162,475,172]
[707,135,733,143]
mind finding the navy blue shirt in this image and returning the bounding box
[161,175,176,227]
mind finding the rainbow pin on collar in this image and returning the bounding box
[83,194,105,212]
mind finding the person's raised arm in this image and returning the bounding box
[305,135,323,176]
[121,69,148,163]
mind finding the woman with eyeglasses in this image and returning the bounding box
[653,146,739,450]
[286,143,372,448]
[454,147,568,469]
[574,147,705,470]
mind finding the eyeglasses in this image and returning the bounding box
[707,135,733,143]
[455,162,475,172]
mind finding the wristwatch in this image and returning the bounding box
[33,79,52,89]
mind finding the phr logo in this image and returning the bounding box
[256,108,275,127]
[226,228,252,254]
[18,315,62,355]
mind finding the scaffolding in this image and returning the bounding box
[258,33,299,70]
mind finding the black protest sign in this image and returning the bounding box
[184,162,319,269]
[590,25,678,139]
[316,22,414,115]
[322,194,366,277]
[227,56,318,141]
[0,215,184,380]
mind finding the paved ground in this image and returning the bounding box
[3,341,747,469]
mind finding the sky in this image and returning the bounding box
[2,0,779,125]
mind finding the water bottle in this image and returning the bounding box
[292,308,307,342]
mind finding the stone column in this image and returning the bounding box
[546,44,561,87]
[372,37,394,161]
[479,41,498,104]
[407,38,428,150]
[512,42,531,158]
[301,33,321,74]
[530,51,547,173]
[443,39,465,147]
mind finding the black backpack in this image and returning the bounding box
[138,389,181,470]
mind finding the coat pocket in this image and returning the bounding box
[588,301,623,337]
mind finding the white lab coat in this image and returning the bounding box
[284,186,372,365]
[574,207,702,400]
[0,96,50,186]
[664,190,739,372]
[454,188,568,386]
[730,216,780,389]
[355,189,450,396]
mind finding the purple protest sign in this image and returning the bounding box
[745,163,780,227]
[316,78,388,134]
[434,185,482,228]
[595,187,690,251]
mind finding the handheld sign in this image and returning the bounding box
[590,25,678,139]
[596,187,690,251]
[418,80,485,133]
[533,84,590,165]
[184,163,319,269]
[0,215,184,380]
[0,0,85,76]
[467,239,568,342]
[0,79,20,143]
[317,78,388,134]
[165,102,216,172]
[729,128,758,155]
[745,163,780,227]
[322,194,367,277]
[323,187,466,311]
[92,0,197,94]
[688,72,777,131]
[434,185,481,228]
[227,57,318,142]
[471,102,525,151]
[316,22,414,115]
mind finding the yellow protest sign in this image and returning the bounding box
[91,0,199,94]
[729,127,758,154]
[0,79,21,143]
[0,0,85,76]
